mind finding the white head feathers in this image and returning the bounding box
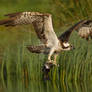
[63,42,70,47]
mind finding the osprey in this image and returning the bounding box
[0,12,92,65]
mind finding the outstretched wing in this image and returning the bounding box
[0,12,59,46]
[59,20,92,42]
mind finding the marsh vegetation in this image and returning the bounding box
[0,0,92,92]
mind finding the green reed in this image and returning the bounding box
[0,0,92,82]
[1,27,92,82]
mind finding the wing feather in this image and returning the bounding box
[59,20,92,42]
[27,45,46,53]
[77,21,92,40]
[0,12,59,46]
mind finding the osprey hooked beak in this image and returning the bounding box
[70,44,75,50]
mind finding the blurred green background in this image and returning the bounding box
[0,0,92,92]
[0,0,92,48]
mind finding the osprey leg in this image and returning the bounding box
[47,48,55,62]
[53,54,58,65]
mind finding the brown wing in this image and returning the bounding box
[0,12,59,46]
[77,21,92,40]
[59,20,92,42]
[27,45,46,53]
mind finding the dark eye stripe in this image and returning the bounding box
[62,46,70,49]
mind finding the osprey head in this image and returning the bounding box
[61,42,75,51]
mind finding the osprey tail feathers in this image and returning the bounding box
[27,45,46,53]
